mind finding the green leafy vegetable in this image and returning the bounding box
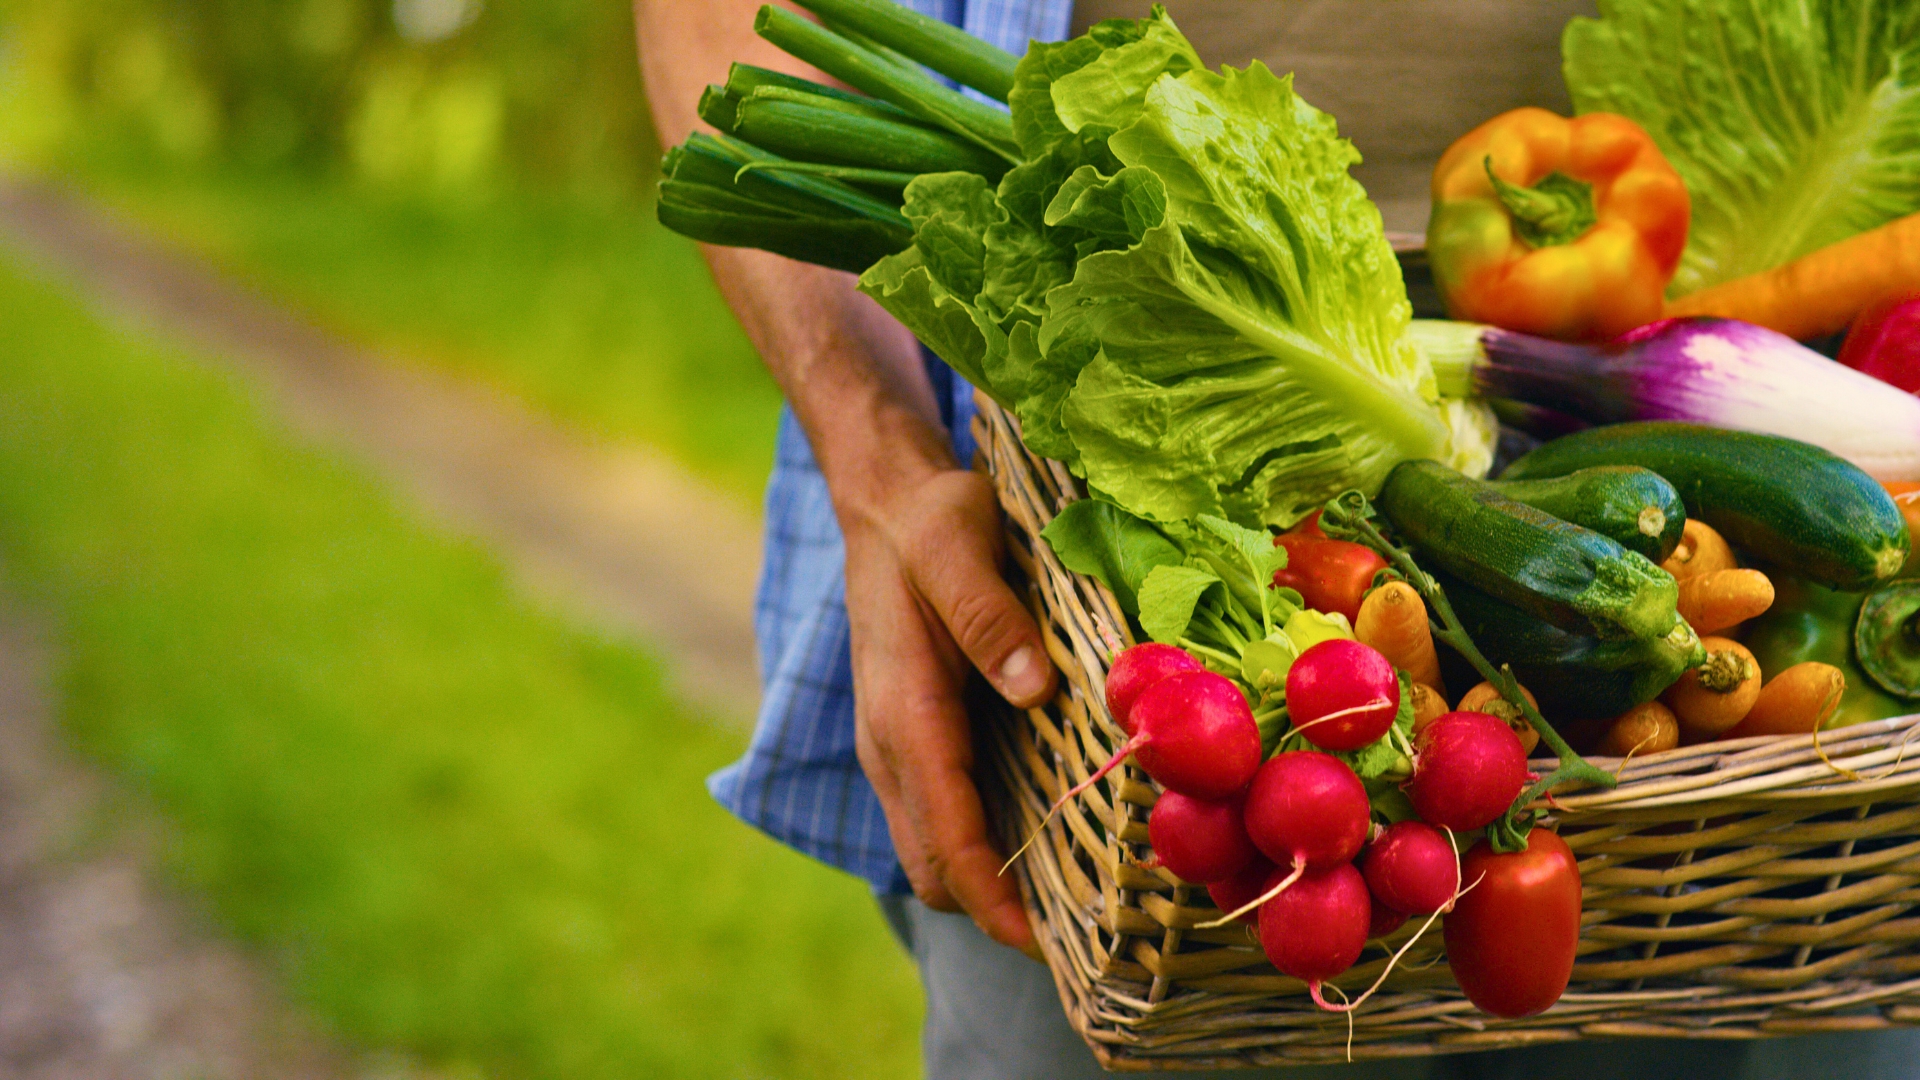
[1138,564,1227,645]
[1193,515,1291,633]
[1563,0,1920,295]
[662,2,1499,531]
[1238,636,1299,694]
[862,9,1485,528]
[1039,498,1183,615]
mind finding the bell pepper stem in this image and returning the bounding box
[1321,491,1616,851]
[1484,156,1597,249]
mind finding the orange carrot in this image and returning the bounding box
[1665,211,1920,340]
[1661,519,1736,582]
[1457,681,1541,756]
[1675,568,1774,636]
[1355,581,1444,696]
[1408,683,1449,733]
[1597,701,1678,757]
[1662,637,1762,740]
[1722,663,1847,739]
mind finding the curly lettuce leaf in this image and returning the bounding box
[1049,11,1202,138]
[1564,0,1920,295]
[1047,62,1452,526]
[867,9,1490,531]
[856,173,1004,390]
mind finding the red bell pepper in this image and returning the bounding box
[1272,515,1387,625]
[1427,108,1690,342]
[1838,293,1920,395]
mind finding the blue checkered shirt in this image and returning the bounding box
[707,0,1074,894]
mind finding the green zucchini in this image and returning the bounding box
[1491,466,1686,564]
[1439,572,1705,722]
[1378,460,1681,641]
[1501,422,1910,592]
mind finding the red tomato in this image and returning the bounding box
[1272,527,1388,625]
[1442,828,1581,1018]
[1291,509,1330,539]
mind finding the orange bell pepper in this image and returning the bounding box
[1426,108,1690,342]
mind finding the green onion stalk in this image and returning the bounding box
[658,0,1029,267]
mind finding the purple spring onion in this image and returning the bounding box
[1413,317,1920,482]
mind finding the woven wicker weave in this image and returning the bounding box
[970,393,1920,1071]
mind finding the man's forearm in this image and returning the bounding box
[711,249,954,517]
[633,0,952,523]
[634,4,1054,949]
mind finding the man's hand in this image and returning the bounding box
[843,463,1057,953]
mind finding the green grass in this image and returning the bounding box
[0,252,918,1078]
[73,165,784,504]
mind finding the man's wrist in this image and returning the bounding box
[814,388,957,541]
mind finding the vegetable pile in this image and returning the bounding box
[657,0,1920,1027]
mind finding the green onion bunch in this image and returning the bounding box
[659,0,1022,273]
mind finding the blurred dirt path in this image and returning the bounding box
[0,582,364,1080]
[0,176,763,722]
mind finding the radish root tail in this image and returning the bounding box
[1195,856,1305,929]
[1000,733,1144,876]
[1316,827,1484,1056]
[1288,697,1395,741]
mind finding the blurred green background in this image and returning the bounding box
[1,0,786,498]
[0,1,922,1077]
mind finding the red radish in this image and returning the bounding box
[1207,857,1275,925]
[1147,791,1258,884]
[1368,892,1409,939]
[1257,861,1370,1004]
[1105,644,1203,734]
[1201,752,1372,925]
[1244,752,1371,871]
[1362,821,1460,915]
[1008,671,1262,873]
[1838,293,1920,395]
[1403,711,1528,831]
[1284,639,1401,751]
[1120,671,1262,798]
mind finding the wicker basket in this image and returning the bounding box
[971,393,1920,1071]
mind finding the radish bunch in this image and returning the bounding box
[1105,639,1530,1007]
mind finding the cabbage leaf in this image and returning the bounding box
[1563,0,1920,295]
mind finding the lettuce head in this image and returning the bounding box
[859,8,1490,528]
